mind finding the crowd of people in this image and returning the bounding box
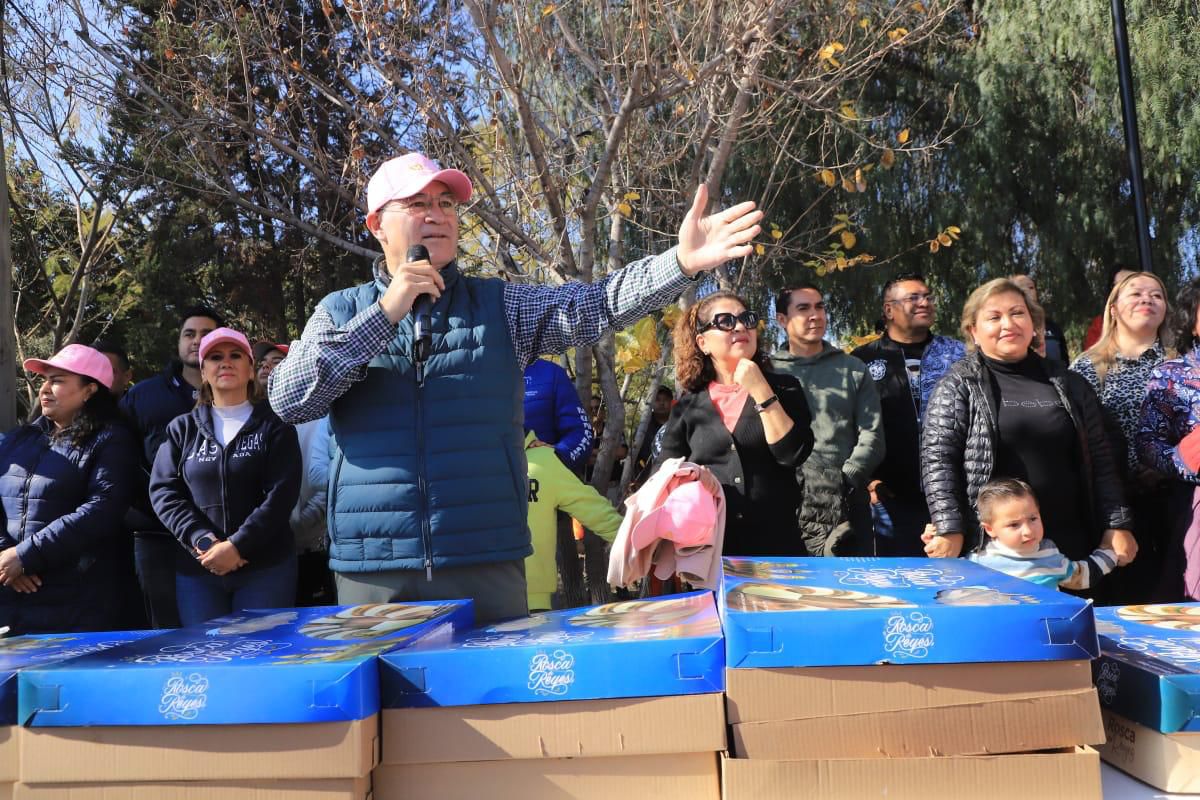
[0,150,1195,637]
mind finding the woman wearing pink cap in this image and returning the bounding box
[149,328,302,625]
[0,344,138,633]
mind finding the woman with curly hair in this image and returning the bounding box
[656,291,814,556]
[1137,278,1200,600]
[0,344,138,633]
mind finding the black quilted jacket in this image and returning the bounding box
[920,351,1133,553]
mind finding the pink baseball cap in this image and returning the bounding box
[632,480,718,551]
[24,344,115,390]
[366,153,473,219]
[252,341,289,363]
[198,327,252,361]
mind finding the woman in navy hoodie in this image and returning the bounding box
[0,344,138,634]
[150,328,301,625]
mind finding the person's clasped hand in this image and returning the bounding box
[197,540,248,576]
[1101,528,1139,567]
[0,547,41,593]
[921,525,964,558]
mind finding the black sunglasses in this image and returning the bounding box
[698,310,759,333]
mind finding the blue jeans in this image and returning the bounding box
[175,555,299,627]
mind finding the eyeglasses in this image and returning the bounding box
[380,196,460,217]
[698,310,759,333]
[888,292,934,307]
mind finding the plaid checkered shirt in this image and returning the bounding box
[269,246,693,423]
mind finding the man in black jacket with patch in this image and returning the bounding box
[852,274,964,555]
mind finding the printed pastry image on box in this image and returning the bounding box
[0,630,159,725]
[380,591,723,707]
[720,556,1098,668]
[1093,602,1200,733]
[18,601,472,727]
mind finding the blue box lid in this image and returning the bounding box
[1094,603,1200,733]
[19,602,472,726]
[380,591,724,707]
[0,631,159,725]
[720,556,1098,668]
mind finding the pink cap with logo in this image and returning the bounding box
[366,153,473,219]
[631,480,718,552]
[198,327,253,361]
[24,344,115,390]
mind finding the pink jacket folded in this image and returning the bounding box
[607,458,726,590]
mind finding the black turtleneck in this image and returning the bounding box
[982,354,1088,559]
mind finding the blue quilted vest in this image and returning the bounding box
[320,261,531,573]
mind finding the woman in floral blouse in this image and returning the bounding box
[1075,272,1169,603]
[1134,276,1200,601]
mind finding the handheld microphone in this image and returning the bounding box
[407,244,433,376]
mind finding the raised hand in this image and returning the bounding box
[677,184,764,277]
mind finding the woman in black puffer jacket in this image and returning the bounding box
[920,278,1134,565]
[0,345,138,634]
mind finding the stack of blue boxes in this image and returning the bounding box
[1094,603,1200,792]
[374,591,726,800]
[13,602,471,799]
[718,557,1105,799]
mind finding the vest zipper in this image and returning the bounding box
[414,369,434,581]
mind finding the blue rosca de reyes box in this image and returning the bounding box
[380,591,724,708]
[19,602,472,727]
[720,556,1098,668]
[0,630,159,726]
[1094,603,1200,733]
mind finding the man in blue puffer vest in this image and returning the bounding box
[269,152,763,622]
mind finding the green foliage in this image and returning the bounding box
[755,0,1199,346]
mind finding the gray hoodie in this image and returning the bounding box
[769,342,885,486]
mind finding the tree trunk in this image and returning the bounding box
[0,123,17,431]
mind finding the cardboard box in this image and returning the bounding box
[725,658,1095,723]
[719,747,1101,799]
[381,691,725,764]
[20,602,471,726]
[720,557,1098,668]
[0,727,17,783]
[373,751,719,800]
[381,592,722,707]
[1094,603,1200,732]
[731,688,1105,759]
[12,778,369,799]
[1099,708,1200,793]
[0,632,159,725]
[19,714,378,783]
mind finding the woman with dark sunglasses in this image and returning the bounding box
[655,291,815,556]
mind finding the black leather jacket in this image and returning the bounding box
[920,351,1132,552]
